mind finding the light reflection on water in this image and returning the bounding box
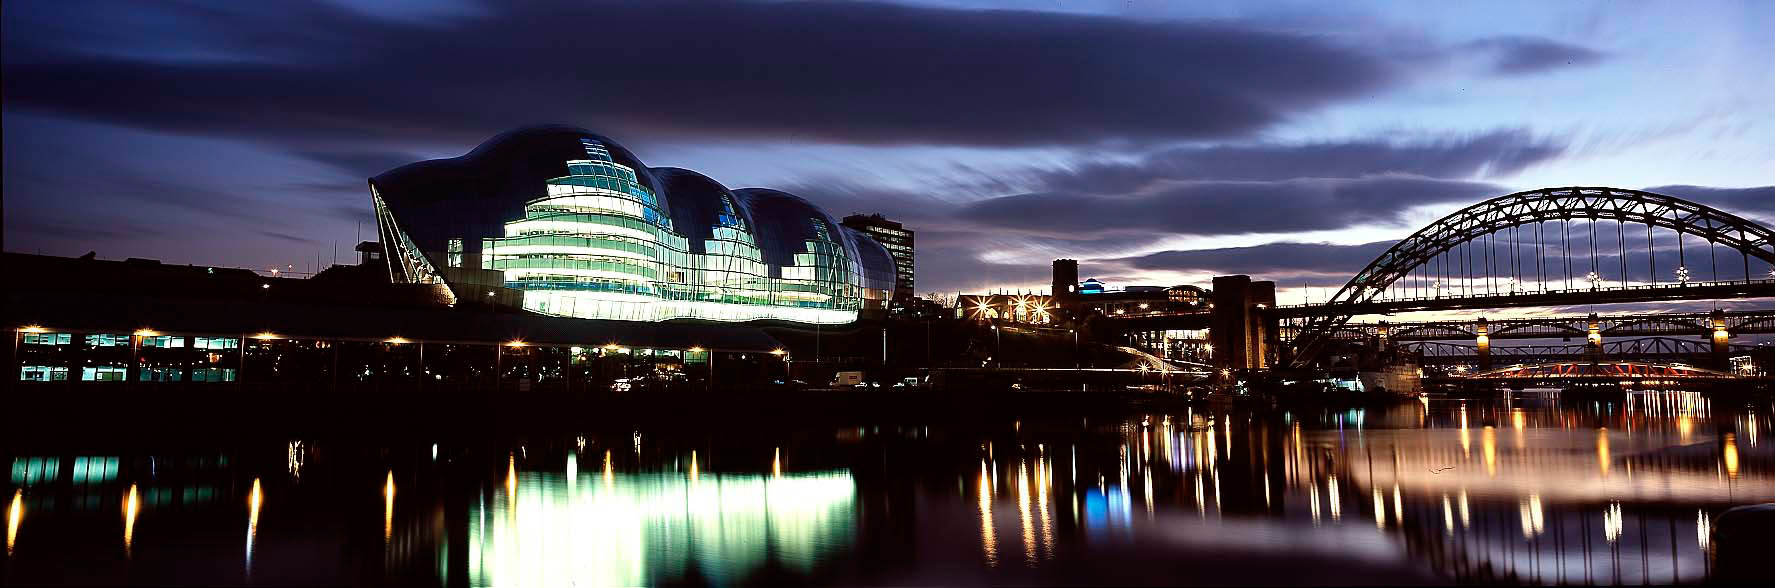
[0,391,1769,585]
[468,469,855,587]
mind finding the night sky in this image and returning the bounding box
[4,0,1771,303]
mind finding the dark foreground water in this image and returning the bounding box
[4,391,1771,586]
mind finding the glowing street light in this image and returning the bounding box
[133,329,159,337]
[251,332,282,340]
[1675,266,1692,283]
[18,325,48,334]
[505,340,527,348]
[385,337,410,344]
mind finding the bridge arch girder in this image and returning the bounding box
[1602,316,1707,336]
[1490,320,1584,337]
[1289,187,1775,367]
[1391,324,1475,338]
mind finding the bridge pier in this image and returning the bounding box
[1711,309,1730,370]
[1209,275,1278,371]
[1475,317,1490,370]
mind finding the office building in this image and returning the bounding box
[841,214,914,306]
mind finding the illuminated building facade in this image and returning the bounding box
[959,293,1055,324]
[371,126,895,324]
[840,214,913,307]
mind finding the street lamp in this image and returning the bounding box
[1675,266,1691,284]
[1071,329,1079,371]
[992,325,1001,369]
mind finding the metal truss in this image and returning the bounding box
[1401,336,1756,366]
[1298,309,1775,342]
[1288,187,1775,367]
[1467,361,1734,381]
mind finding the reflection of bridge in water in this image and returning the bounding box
[1092,187,1775,382]
[1292,396,1769,584]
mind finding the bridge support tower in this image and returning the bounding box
[1475,317,1491,370]
[1210,275,1278,372]
[1710,309,1730,370]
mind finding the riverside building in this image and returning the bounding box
[371,126,896,325]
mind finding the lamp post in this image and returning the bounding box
[771,348,788,381]
[992,324,1001,369]
[130,331,142,387]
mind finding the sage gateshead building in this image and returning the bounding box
[370,126,895,325]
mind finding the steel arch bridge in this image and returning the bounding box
[1287,187,1775,367]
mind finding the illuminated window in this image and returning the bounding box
[26,333,73,345]
[82,365,128,382]
[19,366,69,381]
[447,238,464,268]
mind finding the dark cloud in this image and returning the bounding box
[1,1,1402,150]
[1643,185,1775,221]
[1036,129,1565,194]
[1114,241,1397,278]
[256,230,318,244]
[295,150,426,179]
[1464,36,1606,75]
[955,175,1504,239]
[917,245,1054,294]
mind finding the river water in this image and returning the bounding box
[3,391,1770,585]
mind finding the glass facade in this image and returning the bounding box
[371,127,895,324]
